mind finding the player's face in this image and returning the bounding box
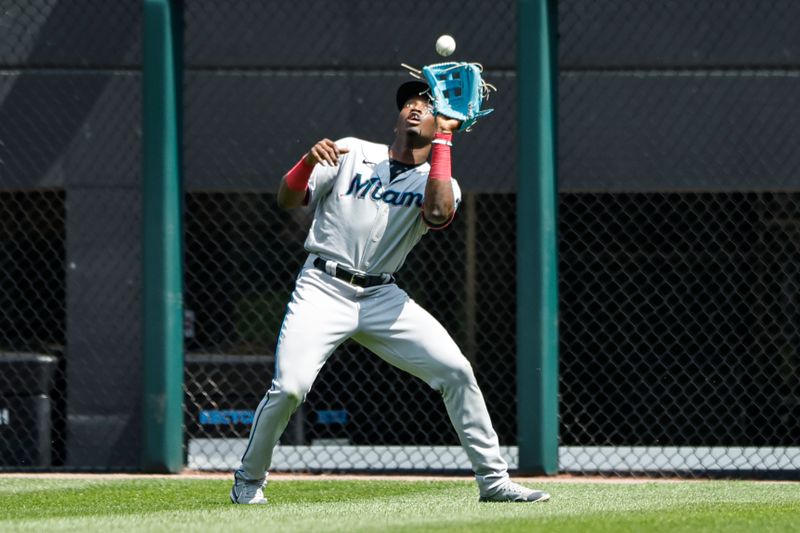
[396,96,436,142]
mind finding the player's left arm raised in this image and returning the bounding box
[423,114,460,226]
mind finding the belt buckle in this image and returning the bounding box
[349,273,358,285]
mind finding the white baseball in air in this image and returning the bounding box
[435,34,456,57]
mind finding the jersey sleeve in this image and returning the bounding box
[307,138,355,207]
[423,178,462,230]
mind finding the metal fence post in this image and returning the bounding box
[516,0,559,475]
[142,0,184,473]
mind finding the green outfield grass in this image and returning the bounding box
[1,477,798,532]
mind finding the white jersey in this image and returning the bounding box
[303,137,462,275]
[239,138,512,495]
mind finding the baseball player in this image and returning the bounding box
[230,80,550,504]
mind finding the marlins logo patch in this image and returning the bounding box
[345,174,423,208]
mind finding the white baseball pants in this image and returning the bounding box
[238,259,510,493]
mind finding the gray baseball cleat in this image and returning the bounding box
[479,481,551,503]
[230,469,268,504]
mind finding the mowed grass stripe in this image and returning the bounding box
[0,479,454,519]
[1,479,798,533]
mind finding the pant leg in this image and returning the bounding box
[238,268,358,481]
[353,284,509,493]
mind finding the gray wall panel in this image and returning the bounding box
[559,0,800,67]
[0,73,140,189]
[184,72,515,192]
[184,0,515,68]
[64,187,142,468]
[0,0,140,67]
[559,72,800,191]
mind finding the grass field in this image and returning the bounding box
[1,477,799,532]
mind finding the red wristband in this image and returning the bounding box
[429,132,452,181]
[285,156,314,192]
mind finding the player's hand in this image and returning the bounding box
[435,114,461,134]
[305,139,350,167]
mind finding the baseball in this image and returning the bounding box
[435,34,456,57]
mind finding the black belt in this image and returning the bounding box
[313,257,393,288]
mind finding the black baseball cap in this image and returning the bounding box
[396,81,430,110]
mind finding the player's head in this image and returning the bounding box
[394,81,435,146]
[396,81,430,112]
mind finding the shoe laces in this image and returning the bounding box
[500,481,533,497]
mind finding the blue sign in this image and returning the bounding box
[316,410,349,425]
[199,409,254,426]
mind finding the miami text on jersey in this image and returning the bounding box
[345,174,424,208]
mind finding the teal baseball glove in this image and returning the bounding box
[421,62,496,132]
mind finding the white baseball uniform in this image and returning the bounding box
[237,137,510,493]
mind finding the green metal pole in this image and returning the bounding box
[516,0,559,475]
[142,0,184,473]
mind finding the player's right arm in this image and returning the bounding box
[277,139,349,210]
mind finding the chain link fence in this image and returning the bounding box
[0,0,141,469]
[183,191,519,470]
[558,192,800,474]
[0,192,65,468]
[558,0,800,475]
[181,0,519,471]
[1,0,798,476]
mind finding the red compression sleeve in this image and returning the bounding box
[429,132,452,181]
[285,156,314,191]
